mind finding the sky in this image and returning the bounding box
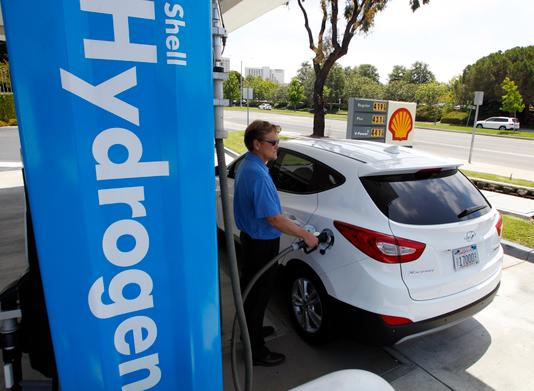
[222,0,534,84]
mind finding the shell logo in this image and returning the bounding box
[388,108,413,141]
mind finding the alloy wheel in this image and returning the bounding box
[291,277,323,333]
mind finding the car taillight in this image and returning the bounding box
[333,221,426,264]
[496,213,503,237]
[381,314,413,326]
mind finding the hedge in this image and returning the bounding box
[440,111,469,125]
[416,105,441,122]
[0,94,16,122]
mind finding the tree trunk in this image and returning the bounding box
[311,72,327,138]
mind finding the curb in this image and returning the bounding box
[469,177,534,201]
[502,239,534,263]
[224,147,239,159]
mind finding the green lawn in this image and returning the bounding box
[225,106,348,121]
[223,130,247,154]
[224,130,291,155]
[415,122,534,139]
[224,107,534,138]
[503,215,534,248]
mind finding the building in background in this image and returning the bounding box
[221,57,230,73]
[245,66,284,84]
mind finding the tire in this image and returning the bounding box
[476,124,483,128]
[499,126,506,130]
[287,266,332,344]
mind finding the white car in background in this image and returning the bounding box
[216,138,503,345]
[258,103,272,110]
[475,117,519,130]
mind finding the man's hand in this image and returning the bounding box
[302,230,319,249]
[266,214,319,249]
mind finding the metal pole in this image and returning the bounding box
[468,104,480,163]
[246,97,250,126]
[240,61,243,108]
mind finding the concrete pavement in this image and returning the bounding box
[218,248,534,391]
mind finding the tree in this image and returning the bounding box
[461,46,533,122]
[325,64,346,108]
[288,78,305,110]
[223,71,241,105]
[297,0,429,137]
[244,76,278,102]
[357,64,380,83]
[407,61,435,84]
[296,61,315,106]
[384,80,417,102]
[344,74,384,100]
[388,65,408,83]
[272,84,289,108]
[415,82,449,124]
[501,77,525,118]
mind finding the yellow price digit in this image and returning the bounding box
[373,102,386,112]
[372,115,385,125]
[371,128,384,137]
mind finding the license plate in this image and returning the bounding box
[453,245,479,270]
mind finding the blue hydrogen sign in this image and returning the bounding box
[2,1,221,390]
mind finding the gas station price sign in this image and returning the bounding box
[347,98,388,141]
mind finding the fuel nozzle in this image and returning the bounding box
[294,228,335,254]
[316,228,334,255]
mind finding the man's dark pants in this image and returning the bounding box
[239,231,280,357]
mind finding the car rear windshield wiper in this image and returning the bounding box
[457,205,488,218]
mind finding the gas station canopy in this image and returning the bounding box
[220,0,288,32]
[0,1,287,40]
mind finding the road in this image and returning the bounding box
[2,118,533,174]
[223,110,534,173]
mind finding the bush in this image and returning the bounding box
[416,105,441,122]
[0,120,7,127]
[440,111,469,125]
[274,102,288,109]
[7,118,17,126]
[0,94,16,122]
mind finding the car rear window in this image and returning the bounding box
[361,169,490,225]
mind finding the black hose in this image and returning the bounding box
[230,244,296,384]
[215,139,253,391]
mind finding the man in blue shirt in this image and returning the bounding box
[234,120,318,366]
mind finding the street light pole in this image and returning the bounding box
[240,60,243,108]
[468,91,484,163]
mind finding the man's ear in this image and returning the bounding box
[253,139,260,151]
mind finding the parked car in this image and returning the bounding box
[475,117,519,130]
[258,103,272,110]
[216,139,503,345]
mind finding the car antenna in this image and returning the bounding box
[384,145,400,155]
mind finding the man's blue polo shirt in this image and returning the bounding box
[234,152,282,240]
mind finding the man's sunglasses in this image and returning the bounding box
[261,139,279,146]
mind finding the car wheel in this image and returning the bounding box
[287,266,331,344]
[476,124,483,128]
[499,126,506,130]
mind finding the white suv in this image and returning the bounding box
[217,139,503,345]
[475,117,519,130]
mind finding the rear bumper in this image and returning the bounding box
[379,282,500,344]
[338,282,500,345]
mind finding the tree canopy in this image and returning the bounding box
[459,46,533,120]
[501,77,525,117]
[296,0,429,137]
